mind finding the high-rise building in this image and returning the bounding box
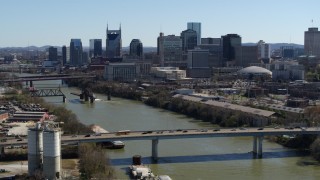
[89,39,102,58]
[257,40,270,60]
[66,47,70,64]
[82,52,89,65]
[281,46,294,58]
[62,46,67,66]
[157,33,183,67]
[106,25,122,58]
[235,46,259,67]
[187,48,211,78]
[48,46,58,61]
[104,63,140,82]
[222,34,241,67]
[129,39,143,59]
[187,48,209,68]
[181,29,197,52]
[201,38,221,45]
[70,39,83,66]
[304,27,320,57]
[187,22,201,45]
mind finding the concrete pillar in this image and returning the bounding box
[63,96,66,103]
[152,139,159,161]
[253,136,257,154]
[30,81,33,88]
[258,136,263,158]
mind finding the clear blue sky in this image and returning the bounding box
[1,0,319,47]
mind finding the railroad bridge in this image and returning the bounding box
[1,74,96,102]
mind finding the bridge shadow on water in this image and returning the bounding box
[110,150,310,166]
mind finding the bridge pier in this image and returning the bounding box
[258,136,263,158]
[253,136,257,154]
[253,136,264,158]
[152,139,159,161]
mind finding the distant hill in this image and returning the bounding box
[243,43,303,51]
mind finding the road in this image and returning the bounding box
[1,127,319,147]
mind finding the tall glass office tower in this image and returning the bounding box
[70,39,83,66]
[89,39,102,58]
[187,22,201,45]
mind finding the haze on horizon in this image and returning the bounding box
[0,0,319,47]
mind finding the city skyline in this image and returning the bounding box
[1,0,320,47]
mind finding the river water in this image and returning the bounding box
[27,78,320,179]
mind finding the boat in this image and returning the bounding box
[97,140,125,149]
[130,164,155,180]
[129,155,155,180]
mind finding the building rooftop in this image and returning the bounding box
[238,66,272,75]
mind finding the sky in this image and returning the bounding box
[0,0,320,47]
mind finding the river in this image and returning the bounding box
[25,77,320,179]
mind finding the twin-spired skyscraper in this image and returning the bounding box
[106,25,122,58]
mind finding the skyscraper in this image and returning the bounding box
[181,29,197,52]
[257,40,270,59]
[222,34,241,67]
[157,33,183,67]
[187,22,201,45]
[129,39,143,59]
[304,27,320,57]
[106,25,122,58]
[62,46,67,65]
[89,39,102,58]
[201,38,221,45]
[187,48,211,78]
[70,39,83,66]
[48,46,57,61]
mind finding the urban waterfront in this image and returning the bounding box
[27,79,320,180]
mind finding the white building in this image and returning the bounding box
[265,60,304,81]
[257,40,270,59]
[151,67,186,80]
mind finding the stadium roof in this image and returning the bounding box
[237,66,272,76]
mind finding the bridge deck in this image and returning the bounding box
[1,75,96,82]
[1,127,319,147]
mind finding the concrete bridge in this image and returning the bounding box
[1,127,319,160]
